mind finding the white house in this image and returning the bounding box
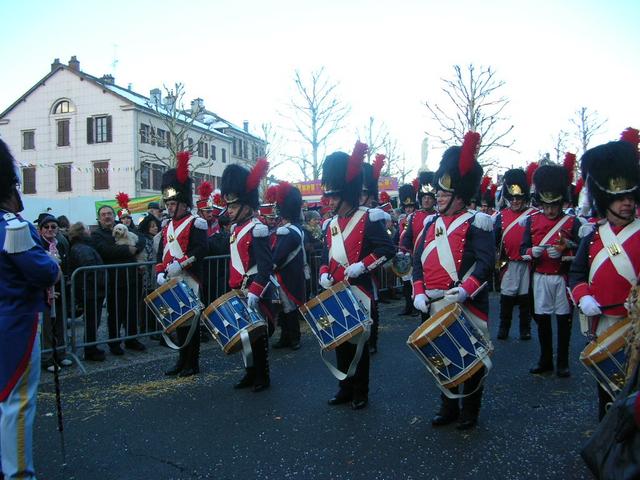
[0,56,266,225]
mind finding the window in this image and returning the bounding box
[197,140,204,157]
[243,140,248,159]
[87,116,112,144]
[22,167,36,194]
[141,162,167,191]
[93,161,109,190]
[238,139,243,157]
[188,137,194,151]
[204,142,209,159]
[57,120,70,146]
[140,123,150,144]
[222,148,227,163]
[22,130,35,150]
[157,128,168,148]
[232,138,237,156]
[211,144,216,160]
[57,163,72,192]
[53,100,74,114]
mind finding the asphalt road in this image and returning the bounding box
[34,294,597,480]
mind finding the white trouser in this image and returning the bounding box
[500,261,530,296]
[0,335,41,480]
[532,273,571,315]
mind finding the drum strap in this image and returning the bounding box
[279,224,304,270]
[539,215,571,246]
[231,218,260,277]
[433,212,474,284]
[420,212,472,266]
[320,329,370,381]
[161,311,201,351]
[590,220,640,287]
[499,208,534,257]
[329,209,367,268]
[163,215,197,262]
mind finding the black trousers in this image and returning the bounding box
[175,322,200,370]
[336,339,370,400]
[369,300,379,348]
[438,366,485,419]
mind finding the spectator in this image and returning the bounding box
[68,222,106,361]
[120,212,136,232]
[147,201,162,221]
[137,215,162,333]
[91,205,147,355]
[57,215,70,236]
[36,214,73,372]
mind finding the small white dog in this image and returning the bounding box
[112,224,145,262]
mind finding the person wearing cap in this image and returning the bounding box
[569,128,640,419]
[196,182,226,239]
[412,132,495,430]
[156,152,208,377]
[221,158,274,392]
[116,192,137,232]
[396,182,418,316]
[270,183,306,351]
[494,168,537,341]
[521,156,581,378]
[147,201,162,221]
[319,141,394,410]
[0,139,61,480]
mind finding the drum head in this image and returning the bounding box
[407,303,460,348]
[580,318,630,364]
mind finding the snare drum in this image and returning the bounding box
[407,303,493,390]
[299,281,370,351]
[144,279,203,333]
[580,319,630,399]
[201,290,266,354]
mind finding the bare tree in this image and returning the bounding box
[571,106,607,155]
[356,116,390,162]
[280,68,351,180]
[380,137,413,185]
[551,130,570,163]
[424,64,515,167]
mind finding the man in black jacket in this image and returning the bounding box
[91,205,147,355]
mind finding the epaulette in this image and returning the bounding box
[194,217,208,230]
[579,222,596,239]
[276,226,289,235]
[518,215,531,227]
[368,207,385,223]
[322,218,331,232]
[253,223,269,237]
[3,215,36,254]
[472,212,493,232]
[423,214,437,227]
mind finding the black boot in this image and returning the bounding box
[288,311,301,350]
[369,301,379,354]
[530,314,554,374]
[179,325,201,377]
[400,281,414,315]
[497,295,516,340]
[432,393,460,427]
[253,333,270,392]
[457,368,484,430]
[234,367,256,389]
[556,314,572,378]
[517,294,532,340]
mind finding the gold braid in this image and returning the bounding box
[625,286,640,380]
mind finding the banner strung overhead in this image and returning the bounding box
[94,194,161,215]
[292,177,398,197]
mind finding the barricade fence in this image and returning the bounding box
[43,254,402,365]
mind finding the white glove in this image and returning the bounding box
[247,292,260,310]
[547,246,562,259]
[521,255,532,262]
[445,286,468,304]
[532,246,545,258]
[579,295,602,316]
[319,273,333,289]
[156,272,167,286]
[344,262,367,279]
[413,294,429,313]
[166,260,182,278]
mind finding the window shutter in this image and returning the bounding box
[106,116,112,142]
[87,118,94,144]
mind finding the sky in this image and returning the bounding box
[1,0,639,180]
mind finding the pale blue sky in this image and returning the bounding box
[1,0,638,178]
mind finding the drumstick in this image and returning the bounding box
[425,281,489,305]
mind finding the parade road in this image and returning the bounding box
[35,294,594,480]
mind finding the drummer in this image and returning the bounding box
[411,131,495,430]
[569,128,640,419]
[220,158,274,392]
[319,141,394,410]
[156,151,208,377]
[396,183,418,316]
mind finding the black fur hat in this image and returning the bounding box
[161,151,193,208]
[275,183,302,223]
[398,184,416,209]
[417,171,436,201]
[580,140,640,216]
[434,132,484,204]
[322,141,368,208]
[362,153,385,203]
[533,165,569,204]
[220,157,269,210]
[502,168,529,201]
[0,139,20,203]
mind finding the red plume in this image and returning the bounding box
[563,152,576,184]
[525,162,539,187]
[459,131,481,177]
[346,141,368,182]
[246,157,269,192]
[379,191,391,204]
[197,181,213,201]
[490,183,498,199]
[480,176,491,194]
[373,154,386,181]
[575,177,584,197]
[212,192,226,207]
[620,127,640,149]
[265,185,278,204]
[412,178,420,193]
[176,151,191,184]
[276,182,292,205]
[115,192,130,209]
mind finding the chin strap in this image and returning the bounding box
[607,206,635,222]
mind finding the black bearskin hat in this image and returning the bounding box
[533,165,569,204]
[417,171,436,201]
[434,132,484,203]
[322,141,368,207]
[161,151,194,208]
[502,168,529,202]
[362,153,385,203]
[221,158,269,210]
[0,139,20,204]
[580,130,640,217]
[274,182,302,223]
[398,184,416,209]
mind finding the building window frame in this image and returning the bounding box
[22,130,35,150]
[56,163,72,192]
[22,166,36,194]
[93,160,110,190]
[57,119,70,147]
[87,115,112,144]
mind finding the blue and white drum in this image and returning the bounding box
[299,281,370,351]
[580,318,630,399]
[144,278,203,334]
[407,303,493,390]
[201,290,266,354]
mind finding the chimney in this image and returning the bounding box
[68,55,80,71]
[149,88,161,107]
[51,58,62,72]
[191,98,205,120]
[101,74,115,85]
[243,120,249,132]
